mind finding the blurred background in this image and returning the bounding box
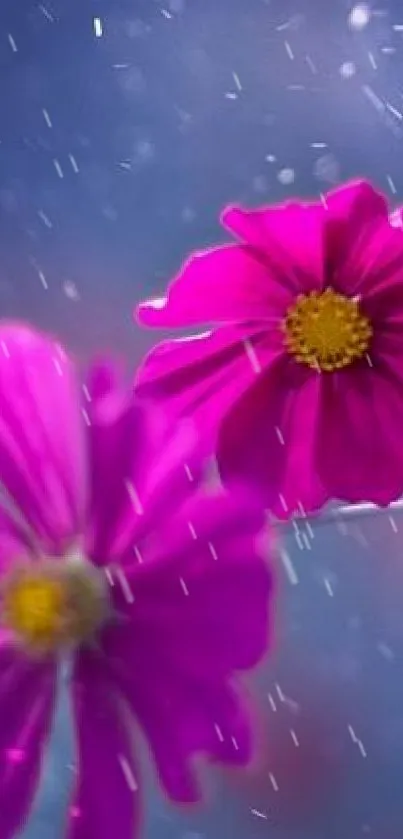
[1,0,403,836]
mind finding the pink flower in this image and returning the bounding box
[0,324,273,839]
[135,180,403,517]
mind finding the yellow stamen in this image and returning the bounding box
[1,559,108,656]
[3,574,65,648]
[283,288,372,372]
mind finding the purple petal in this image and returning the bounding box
[324,179,389,294]
[126,416,207,547]
[100,487,272,801]
[85,365,204,562]
[217,356,328,517]
[135,324,281,440]
[324,179,403,315]
[351,219,403,312]
[317,365,403,505]
[0,645,56,839]
[136,244,291,329]
[66,650,140,839]
[0,504,35,575]
[325,179,387,223]
[84,369,149,562]
[84,358,126,405]
[221,201,325,293]
[0,324,86,553]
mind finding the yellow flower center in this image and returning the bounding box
[1,556,109,656]
[283,288,373,372]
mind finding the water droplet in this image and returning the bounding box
[278,167,295,185]
[63,281,80,301]
[348,4,371,31]
[340,61,356,78]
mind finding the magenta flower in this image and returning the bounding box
[0,324,272,839]
[136,180,403,517]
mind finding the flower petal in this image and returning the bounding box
[317,365,403,505]
[84,366,150,563]
[0,646,56,839]
[221,201,325,293]
[351,221,403,312]
[100,487,272,802]
[325,179,387,275]
[135,324,281,439]
[85,366,204,563]
[84,358,125,405]
[66,650,140,839]
[0,324,86,553]
[0,502,35,574]
[325,179,387,233]
[217,356,327,517]
[323,180,401,299]
[136,244,291,328]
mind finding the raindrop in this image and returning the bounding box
[313,153,340,184]
[348,4,371,31]
[340,61,356,78]
[63,281,80,301]
[277,167,295,185]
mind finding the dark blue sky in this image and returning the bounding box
[1,0,403,837]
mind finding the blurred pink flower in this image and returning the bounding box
[136,180,403,517]
[0,324,273,839]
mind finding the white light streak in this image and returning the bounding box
[125,481,143,515]
[53,159,64,179]
[251,809,268,819]
[184,463,194,482]
[42,108,52,127]
[377,642,394,661]
[93,17,103,37]
[38,269,48,290]
[387,174,397,194]
[214,724,224,742]
[38,209,53,228]
[39,5,54,21]
[275,426,285,445]
[389,516,398,533]
[208,541,218,561]
[290,729,299,746]
[269,772,279,791]
[280,549,299,585]
[119,755,138,791]
[268,693,277,712]
[179,577,189,596]
[8,34,17,53]
[69,154,79,173]
[188,521,197,539]
[115,567,134,604]
[243,339,261,373]
[305,55,317,73]
[284,41,294,60]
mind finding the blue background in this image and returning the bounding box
[1,0,403,836]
